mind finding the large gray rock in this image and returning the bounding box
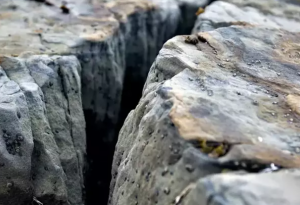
[0,55,85,205]
[0,0,212,204]
[110,26,300,205]
[185,170,300,205]
[0,66,34,205]
[193,0,300,33]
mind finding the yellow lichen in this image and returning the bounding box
[196,7,205,16]
[211,144,226,156]
[198,139,229,157]
[199,140,214,153]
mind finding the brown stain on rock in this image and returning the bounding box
[0,12,13,20]
[230,21,254,27]
[169,91,300,168]
[169,90,252,144]
[277,40,300,65]
[168,28,300,169]
[287,94,300,115]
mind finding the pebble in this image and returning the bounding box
[161,167,169,176]
[185,164,194,172]
[163,187,170,195]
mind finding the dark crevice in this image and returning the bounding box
[116,71,146,134]
[83,2,213,205]
[85,110,116,205]
[176,4,201,35]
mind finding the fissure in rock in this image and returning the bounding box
[82,2,209,204]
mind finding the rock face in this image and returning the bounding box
[3,0,300,205]
[110,25,300,205]
[193,0,300,33]
[0,55,85,205]
[0,0,212,204]
[185,170,300,205]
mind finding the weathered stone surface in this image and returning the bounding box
[0,55,85,205]
[110,26,300,205]
[0,66,33,205]
[193,0,300,33]
[184,170,300,205]
[0,0,212,204]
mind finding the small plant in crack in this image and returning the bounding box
[189,139,283,173]
[195,7,205,16]
[189,139,231,158]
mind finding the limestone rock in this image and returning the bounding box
[110,26,300,205]
[185,170,300,205]
[0,55,85,205]
[193,0,300,33]
[0,0,212,204]
[0,66,33,205]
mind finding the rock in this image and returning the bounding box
[110,26,300,205]
[185,170,300,205]
[0,66,33,205]
[0,55,85,205]
[0,0,213,204]
[193,0,300,33]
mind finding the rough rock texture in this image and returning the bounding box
[0,0,212,204]
[0,55,85,205]
[0,65,34,205]
[185,170,300,205]
[110,26,300,205]
[193,0,300,33]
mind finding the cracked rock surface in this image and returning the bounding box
[0,55,85,205]
[3,0,300,204]
[110,26,300,205]
[0,0,212,204]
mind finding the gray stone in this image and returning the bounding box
[185,170,300,205]
[110,26,300,205]
[0,0,213,204]
[0,66,34,205]
[193,0,300,33]
[0,55,85,205]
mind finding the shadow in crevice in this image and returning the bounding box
[84,110,116,205]
[84,3,209,205]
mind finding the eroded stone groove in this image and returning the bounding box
[78,1,212,204]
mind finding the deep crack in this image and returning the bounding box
[82,2,210,204]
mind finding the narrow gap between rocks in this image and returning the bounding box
[83,3,213,205]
